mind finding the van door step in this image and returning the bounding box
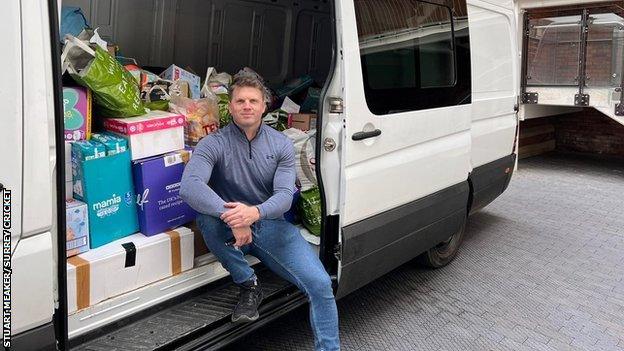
[70,270,293,351]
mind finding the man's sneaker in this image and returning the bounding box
[231,278,263,323]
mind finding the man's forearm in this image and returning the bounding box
[180,176,227,217]
[256,192,292,219]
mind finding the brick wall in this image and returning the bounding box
[519,117,556,159]
[519,109,624,159]
[555,109,624,156]
[527,19,617,87]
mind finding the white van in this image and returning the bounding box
[3,0,520,349]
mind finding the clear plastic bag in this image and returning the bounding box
[169,92,220,146]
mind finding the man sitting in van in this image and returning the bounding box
[180,72,340,350]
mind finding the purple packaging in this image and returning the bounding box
[63,86,92,141]
[132,149,197,236]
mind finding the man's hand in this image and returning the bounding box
[231,226,252,248]
[221,202,261,228]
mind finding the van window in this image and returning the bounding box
[354,0,471,115]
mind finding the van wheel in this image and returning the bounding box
[419,219,466,268]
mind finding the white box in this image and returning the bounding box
[65,180,73,199]
[65,142,72,182]
[102,111,185,160]
[66,226,193,313]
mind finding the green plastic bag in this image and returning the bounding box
[298,187,321,236]
[62,35,147,117]
[216,93,231,127]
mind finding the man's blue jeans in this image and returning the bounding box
[196,214,340,351]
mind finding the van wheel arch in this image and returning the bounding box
[418,216,467,268]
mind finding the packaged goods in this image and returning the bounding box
[168,95,219,146]
[103,110,186,160]
[280,97,300,114]
[62,35,147,117]
[66,227,194,313]
[64,142,73,181]
[65,142,73,199]
[284,188,301,224]
[160,64,201,99]
[63,86,92,141]
[66,181,73,200]
[107,44,117,57]
[299,87,321,113]
[288,113,317,132]
[66,199,90,257]
[201,67,232,126]
[201,67,232,96]
[133,150,197,236]
[216,93,231,127]
[298,187,321,236]
[124,64,159,88]
[91,132,128,156]
[263,110,288,131]
[72,147,139,248]
[71,140,106,161]
[187,221,209,258]
[59,6,89,42]
[276,75,314,99]
[141,82,170,111]
[283,128,317,191]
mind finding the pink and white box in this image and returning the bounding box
[103,111,186,160]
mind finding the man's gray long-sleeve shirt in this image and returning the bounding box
[180,122,296,219]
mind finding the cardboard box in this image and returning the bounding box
[187,220,209,258]
[65,180,73,200]
[63,86,92,141]
[65,142,72,182]
[288,113,317,132]
[103,111,186,161]
[66,199,90,257]
[159,65,201,99]
[133,150,197,236]
[72,147,139,248]
[66,227,194,313]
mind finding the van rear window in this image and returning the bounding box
[354,0,471,115]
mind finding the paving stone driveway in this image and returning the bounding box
[226,153,624,351]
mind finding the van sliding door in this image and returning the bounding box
[337,0,472,297]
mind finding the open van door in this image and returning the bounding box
[336,0,473,297]
[465,0,519,212]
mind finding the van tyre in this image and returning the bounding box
[419,219,466,268]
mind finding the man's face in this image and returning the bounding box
[229,86,266,129]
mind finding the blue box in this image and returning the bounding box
[132,149,197,236]
[66,199,90,257]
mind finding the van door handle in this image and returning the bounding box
[351,129,381,141]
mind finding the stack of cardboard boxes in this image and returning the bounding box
[63,80,198,313]
[63,55,324,313]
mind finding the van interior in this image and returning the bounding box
[60,0,334,348]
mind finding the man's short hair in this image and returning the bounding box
[229,71,272,105]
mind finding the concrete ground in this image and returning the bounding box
[225,153,624,351]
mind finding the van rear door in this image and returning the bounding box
[336,0,472,297]
[1,0,24,256]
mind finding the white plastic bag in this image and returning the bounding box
[283,128,317,191]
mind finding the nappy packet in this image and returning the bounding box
[91,132,128,156]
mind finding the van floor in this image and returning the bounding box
[69,268,298,350]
